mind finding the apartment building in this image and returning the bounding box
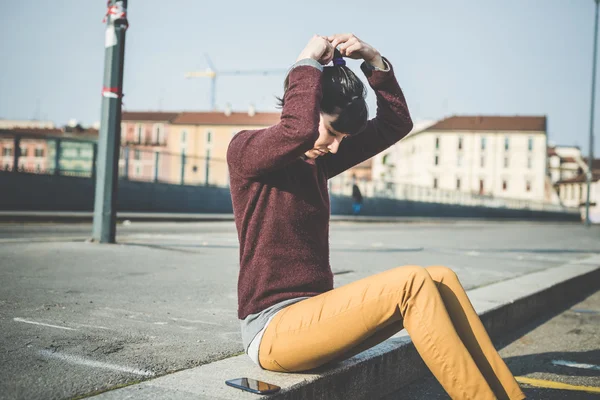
[371,116,548,202]
[121,109,280,186]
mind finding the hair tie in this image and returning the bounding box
[333,49,346,66]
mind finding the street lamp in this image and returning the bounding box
[585,0,600,227]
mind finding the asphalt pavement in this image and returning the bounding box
[0,219,599,400]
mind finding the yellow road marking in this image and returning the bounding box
[516,376,600,394]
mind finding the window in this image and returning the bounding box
[433,178,438,189]
[457,154,463,167]
[152,124,162,143]
[504,156,509,168]
[134,150,140,160]
[458,137,463,150]
[36,164,41,173]
[481,137,486,151]
[456,178,461,190]
[527,157,532,169]
[479,179,484,194]
[206,130,212,145]
[435,137,440,149]
[135,165,141,177]
[382,154,390,165]
[3,147,12,156]
[526,181,531,192]
[434,155,439,166]
[528,136,533,152]
[480,155,485,168]
[136,124,143,143]
[181,130,188,144]
[502,180,508,191]
[159,126,165,143]
[35,148,44,158]
[504,136,510,151]
[20,147,28,157]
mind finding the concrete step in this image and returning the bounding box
[89,256,600,400]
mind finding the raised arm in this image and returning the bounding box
[227,36,334,179]
[321,34,413,178]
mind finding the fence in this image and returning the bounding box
[0,131,227,187]
[328,175,576,213]
[0,130,579,214]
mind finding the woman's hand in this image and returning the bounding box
[296,35,335,65]
[328,33,385,69]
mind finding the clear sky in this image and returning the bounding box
[1,0,599,154]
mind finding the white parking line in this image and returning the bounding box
[552,359,600,371]
[39,349,155,377]
[14,318,77,331]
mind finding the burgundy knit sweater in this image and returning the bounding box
[227,60,413,319]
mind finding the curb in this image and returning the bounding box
[89,257,600,400]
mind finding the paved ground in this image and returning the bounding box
[394,289,600,399]
[0,220,599,400]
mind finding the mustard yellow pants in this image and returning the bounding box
[259,265,525,400]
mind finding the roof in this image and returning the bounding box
[556,173,600,184]
[425,115,547,133]
[2,127,64,135]
[0,127,99,141]
[171,111,280,126]
[122,111,180,122]
[583,158,600,170]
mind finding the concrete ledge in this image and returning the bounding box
[90,258,600,399]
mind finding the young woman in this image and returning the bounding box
[227,33,525,400]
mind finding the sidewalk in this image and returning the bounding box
[1,221,599,399]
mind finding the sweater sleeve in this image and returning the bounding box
[321,58,413,179]
[227,65,322,179]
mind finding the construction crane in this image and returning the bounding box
[185,54,288,111]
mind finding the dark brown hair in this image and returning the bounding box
[277,64,368,135]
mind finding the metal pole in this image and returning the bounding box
[205,150,210,186]
[123,146,129,179]
[154,151,159,183]
[586,0,599,227]
[12,135,20,172]
[211,76,217,110]
[54,139,61,176]
[91,143,98,181]
[180,152,186,185]
[92,0,129,243]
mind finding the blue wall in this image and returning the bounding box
[0,171,580,221]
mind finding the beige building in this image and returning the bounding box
[0,119,55,129]
[121,112,179,181]
[168,111,280,186]
[372,116,549,203]
[552,150,600,222]
[121,110,280,186]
